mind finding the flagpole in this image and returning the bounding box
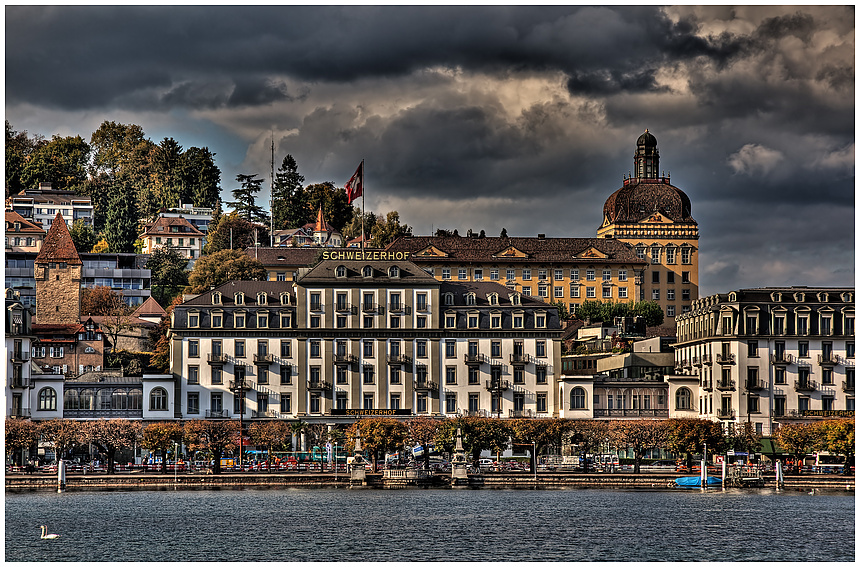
[361,159,365,253]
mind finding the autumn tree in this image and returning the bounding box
[608,420,669,473]
[814,419,855,475]
[723,422,763,456]
[569,420,610,472]
[455,416,512,464]
[186,249,267,294]
[345,418,407,472]
[80,286,133,357]
[80,419,142,474]
[139,421,185,473]
[406,416,441,470]
[39,419,83,462]
[370,210,412,248]
[146,244,189,305]
[184,420,238,474]
[774,422,818,475]
[272,154,306,230]
[508,418,572,473]
[68,219,99,253]
[20,134,90,192]
[665,418,725,471]
[342,208,378,241]
[305,181,353,231]
[149,295,184,372]
[203,211,268,254]
[248,421,293,465]
[5,419,40,466]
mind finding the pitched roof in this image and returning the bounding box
[313,207,327,232]
[132,296,167,318]
[180,280,294,307]
[5,211,46,233]
[438,281,552,307]
[386,235,644,265]
[298,259,440,285]
[142,216,204,236]
[34,212,82,265]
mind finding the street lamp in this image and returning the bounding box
[174,441,179,489]
[533,441,537,482]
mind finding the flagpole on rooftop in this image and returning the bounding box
[361,159,365,253]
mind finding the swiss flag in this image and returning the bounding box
[345,161,363,204]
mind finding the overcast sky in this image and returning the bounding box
[6,5,854,295]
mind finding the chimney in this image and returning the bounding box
[537,233,546,239]
[39,182,52,191]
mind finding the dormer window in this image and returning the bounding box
[388,266,400,278]
[487,293,499,306]
[464,293,476,306]
[363,265,373,278]
[535,311,546,328]
[794,292,805,303]
[257,292,267,305]
[212,292,222,305]
[728,292,738,302]
[280,292,291,306]
[817,292,829,303]
[336,265,346,278]
[509,293,521,306]
[771,292,782,302]
[444,293,454,306]
[235,292,244,305]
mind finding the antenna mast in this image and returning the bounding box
[270,131,275,246]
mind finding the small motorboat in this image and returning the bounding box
[673,475,722,488]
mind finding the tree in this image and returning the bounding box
[5,418,40,466]
[20,135,90,192]
[80,419,142,474]
[149,296,184,372]
[68,219,99,253]
[228,173,269,225]
[39,419,83,463]
[406,417,441,470]
[184,420,238,474]
[182,146,221,208]
[608,420,669,473]
[146,245,189,305]
[149,137,184,211]
[103,178,138,253]
[345,418,407,472]
[569,420,610,472]
[815,419,854,476]
[139,422,185,474]
[89,121,148,180]
[774,422,817,475]
[370,211,412,248]
[551,301,569,321]
[665,418,725,471]
[272,154,306,230]
[305,181,353,232]
[723,423,762,456]
[342,208,378,241]
[248,421,292,465]
[633,301,665,327]
[203,211,269,255]
[509,418,573,474]
[452,416,512,464]
[186,249,267,294]
[92,239,109,253]
[500,228,508,238]
[6,120,46,196]
[80,286,133,357]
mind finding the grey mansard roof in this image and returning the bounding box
[180,280,294,307]
[297,258,440,285]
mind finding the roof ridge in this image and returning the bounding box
[34,212,82,264]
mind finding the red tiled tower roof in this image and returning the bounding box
[34,212,82,265]
[313,207,327,232]
[132,296,167,318]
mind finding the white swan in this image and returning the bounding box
[39,525,59,539]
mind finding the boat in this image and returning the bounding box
[673,475,721,488]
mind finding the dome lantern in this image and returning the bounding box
[634,129,659,180]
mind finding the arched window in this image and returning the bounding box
[112,388,129,410]
[79,389,95,410]
[464,293,476,306]
[38,387,57,411]
[336,265,346,278]
[63,389,80,410]
[570,387,586,410]
[234,293,244,305]
[128,389,143,410]
[150,387,168,411]
[362,265,373,278]
[388,266,400,278]
[444,293,454,306]
[212,292,222,305]
[676,387,692,410]
[257,292,267,305]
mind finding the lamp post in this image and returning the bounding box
[533,441,537,482]
[174,441,179,489]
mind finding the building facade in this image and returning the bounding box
[6,289,35,418]
[167,259,563,424]
[597,130,699,326]
[6,182,94,228]
[140,216,206,267]
[668,287,855,435]
[5,211,46,253]
[386,235,646,317]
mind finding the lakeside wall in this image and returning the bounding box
[6,472,855,492]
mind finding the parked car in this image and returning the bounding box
[639,460,677,472]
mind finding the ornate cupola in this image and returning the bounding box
[634,129,659,179]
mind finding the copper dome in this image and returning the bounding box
[602,179,694,224]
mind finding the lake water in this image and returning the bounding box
[5,487,854,562]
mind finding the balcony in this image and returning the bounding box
[388,302,407,314]
[9,408,31,418]
[692,356,702,367]
[460,409,489,418]
[818,353,839,366]
[414,379,438,392]
[334,353,357,366]
[307,379,331,391]
[63,408,143,418]
[701,354,712,366]
[229,379,252,392]
[702,381,713,392]
[11,351,29,363]
[716,408,735,419]
[843,381,855,393]
[253,353,274,366]
[509,409,535,418]
[770,353,793,365]
[794,379,818,392]
[593,409,669,418]
[335,303,357,314]
[10,376,31,388]
[386,354,411,366]
[716,353,735,365]
[464,353,484,365]
[361,302,379,313]
[205,410,229,418]
[715,379,736,391]
[207,353,227,365]
[745,379,767,391]
[309,302,323,312]
[415,302,431,313]
[510,353,528,365]
[485,379,510,391]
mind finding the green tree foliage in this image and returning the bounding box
[89,121,148,179]
[187,249,267,294]
[305,181,352,232]
[228,173,269,225]
[183,147,221,208]
[633,301,665,327]
[723,422,762,455]
[345,418,407,472]
[665,418,725,471]
[140,422,185,474]
[146,245,190,305]
[342,208,378,241]
[406,417,442,470]
[5,418,41,466]
[20,135,90,192]
[5,121,46,196]
[149,137,185,212]
[68,219,99,253]
[272,154,306,230]
[203,211,269,255]
[608,420,669,473]
[370,210,412,248]
[103,178,139,253]
[551,301,569,321]
[509,418,574,473]
[149,296,184,372]
[573,300,664,327]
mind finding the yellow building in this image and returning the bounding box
[597,130,699,326]
[386,235,646,316]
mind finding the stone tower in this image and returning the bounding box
[597,130,699,327]
[34,212,83,325]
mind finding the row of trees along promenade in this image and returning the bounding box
[6,416,854,476]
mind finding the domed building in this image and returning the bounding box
[597,130,699,326]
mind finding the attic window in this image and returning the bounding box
[336,265,346,278]
[235,292,245,305]
[388,266,400,278]
[510,293,521,306]
[363,266,373,278]
[464,293,476,306]
[443,293,454,306]
[280,293,291,305]
[257,292,267,305]
[212,292,222,305]
[487,293,499,306]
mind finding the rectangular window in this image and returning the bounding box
[536,366,547,384]
[538,285,548,298]
[336,392,347,410]
[364,316,373,328]
[747,341,758,357]
[337,315,347,329]
[234,340,245,358]
[603,270,612,282]
[446,393,457,414]
[522,286,531,296]
[506,269,516,281]
[212,367,222,385]
[310,340,321,358]
[363,366,375,384]
[417,393,428,413]
[468,367,479,385]
[667,289,675,301]
[490,269,499,281]
[189,313,199,327]
[280,366,291,385]
[748,396,759,413]
[682,271,690,284]
[468,393,480,413]
[445,314,456,328]
[536,393,547,413]
[189,340,199,357]
[491,341,501,358]
[442,268,451,280]
[390,394,400,411]
[651,289,660,301]
[666,305,675,317]
[651,248,660,264]
[281,340,291,358]
[618,269,627,282]
[774,367,786,385]
[537,269,547,280]
[446,366,457,385]
[210,393,223,413]
[798,341,809,358]
[474,268,483,281]
[586,269,595,281]
[536,340,546,358]
[586,287,596,298]
[389,315,400,328]
[187,392,199,414]
[618,287,628,299]
[188,365,199,384]
[554,286,564,298]
[513,368,524,385]
[681,289,690,300]
[446,340,456,358]
[416,340,427,358]
[522,269,532,281]
[363,340,374,357]
[234,314,245,328]
[336,366,348,385]
[570,285,580,298]
[363,394,374,410]
[570,269,579,281]
[257,314,268,328]
[602,287,612,299]
[310,292,322,311]
[212,314,222,328]
[681,248,691,264]
[458,268,468,280]
[666,248,676,264]
[310,393,321,414]
[389,367,400,384]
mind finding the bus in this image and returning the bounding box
[813,452,846,473]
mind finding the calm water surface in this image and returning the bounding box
[5,487,854,562]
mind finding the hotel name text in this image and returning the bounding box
[322,250,410,261]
